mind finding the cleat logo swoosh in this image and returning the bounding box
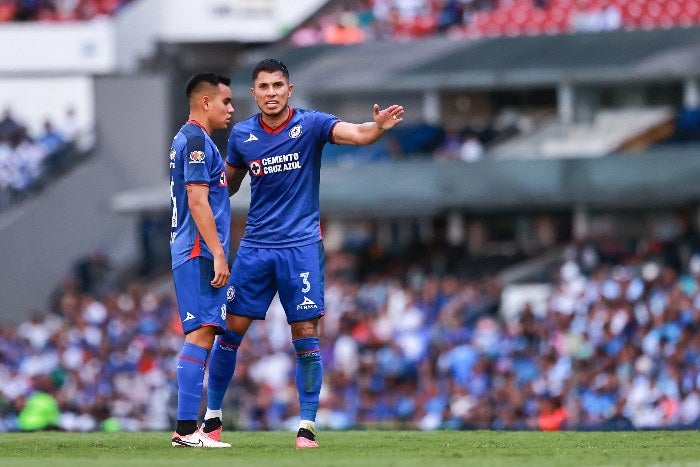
[173,438,204,447]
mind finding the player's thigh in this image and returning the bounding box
[173,257,227,335]
[274,241,325,323]
[227,246,277,319]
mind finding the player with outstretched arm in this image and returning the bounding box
[201,58,404,448]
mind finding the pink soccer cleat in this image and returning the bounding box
[295,427,319,448]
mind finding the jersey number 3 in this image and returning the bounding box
[299,272,311,293]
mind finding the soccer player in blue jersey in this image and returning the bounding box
[202,58,404,448]
[169,72,234,448]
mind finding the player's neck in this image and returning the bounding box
[186,117,210,135]
[261,106,290,130]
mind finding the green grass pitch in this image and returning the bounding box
[0,430,699,467]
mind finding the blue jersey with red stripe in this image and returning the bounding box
[169,122,230,269]
[226,108,339,248]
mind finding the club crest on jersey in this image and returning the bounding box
[189,150,205,163]
[249,160,263,177]
[289,125,302,139]
[227,285,235,302]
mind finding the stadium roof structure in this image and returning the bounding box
[113,27,700,216]
[233,26,700,93]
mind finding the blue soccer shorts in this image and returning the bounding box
[226,241,325,323]
[173,256,227,335]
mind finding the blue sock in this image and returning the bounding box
[207,329,244,411]
[292,337,323,422]
[177,342,208,421]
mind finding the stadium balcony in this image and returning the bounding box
[489,106,676,159]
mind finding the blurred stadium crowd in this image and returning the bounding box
[0,0,134,22]
[290,0,700,46]
[1,0,700,434]
[0,224,699,432]
[0,107,84,212]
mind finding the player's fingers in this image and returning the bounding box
[211,272,229,288]
[373,104,380,117]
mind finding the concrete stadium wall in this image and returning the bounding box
[0,75,169,325]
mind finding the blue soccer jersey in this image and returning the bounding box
[226,108,339,248]
[170,122,231,269]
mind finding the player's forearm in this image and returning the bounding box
[189,202,226,259]
[359,121,388,145]
[335,121,386,146]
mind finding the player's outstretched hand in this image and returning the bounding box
[374,104,404,131]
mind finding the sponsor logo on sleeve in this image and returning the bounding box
[189,150,205,163]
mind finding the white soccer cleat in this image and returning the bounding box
[171,430,231,448]
[200,417,223,442]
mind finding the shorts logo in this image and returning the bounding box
[289,125,302,139]
[221,304,227,320]
[249,160,263,176]
[189,150,205,163]
[297,296,317,310]
[183,312,196,322]
[227,286,235,301]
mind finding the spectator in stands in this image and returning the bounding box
[458,130,484,162]
[434,0,463,33]
[59,106,80,145]
[434,127,463,160]
[37,119,65,154]
[323,10,367,45]
[569,0,621,33]
[0,108,21,143]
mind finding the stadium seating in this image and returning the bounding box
[464,0,700,37]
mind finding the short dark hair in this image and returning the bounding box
[185,73,231,99]
[251,58,289,82]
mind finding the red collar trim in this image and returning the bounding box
[186,119,209,134]
[259,108,294,134]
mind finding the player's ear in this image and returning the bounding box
[288,84,293,98]
[250,87,256,98]
[202,95,210,111]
